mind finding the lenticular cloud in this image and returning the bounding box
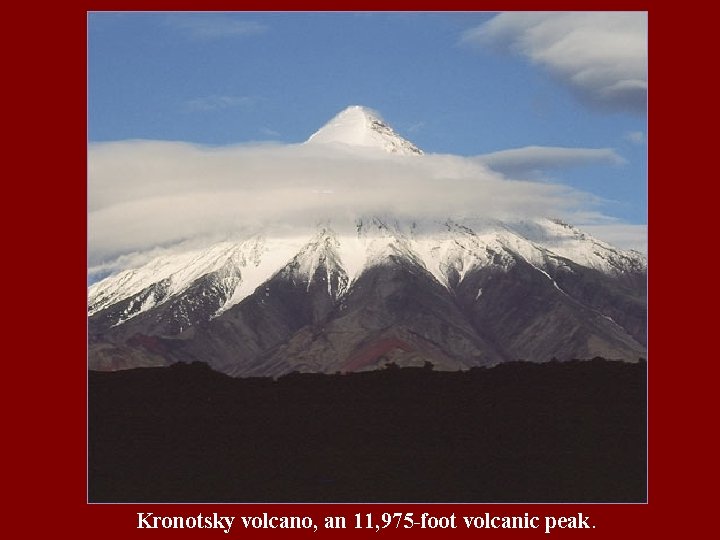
[88,139,592,267]
[88,106,610,272]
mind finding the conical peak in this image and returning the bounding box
[306,105,423,155]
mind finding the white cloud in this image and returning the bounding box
[88,140,599,268]
[165,15,267,39]
[463,12,647,113]
[183,95,256,112]
[624,131,645,144]
[476,146,626,177]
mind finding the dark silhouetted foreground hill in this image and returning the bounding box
[88,359,646,502]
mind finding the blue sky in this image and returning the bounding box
[88,11,647,261]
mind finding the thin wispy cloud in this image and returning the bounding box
[260,127,281,137]
[165,15,267,40]
[406,121,426,134]
[183,95,256,112]
[88,140,602,268]
[463,12,647,113]
[582,223,647,253]
[476,146,626,178]
[624,131,645,145]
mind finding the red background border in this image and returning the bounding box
[12,1,706,537]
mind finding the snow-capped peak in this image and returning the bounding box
[306,105,423,155]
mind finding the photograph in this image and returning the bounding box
[87,11,647,503]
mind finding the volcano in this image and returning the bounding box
[88,106,646,376]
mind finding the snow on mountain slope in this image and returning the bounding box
[306,105,423,155]
[274,228,350,298]
[500,218,646,274]
[338,216,646,292]
[89,215,646,326]
[89,241,244,316]
[214,236,309,314]
[411,219,515,288]
[89,236,308,322]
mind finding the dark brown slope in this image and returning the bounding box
[89,255,646,376]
